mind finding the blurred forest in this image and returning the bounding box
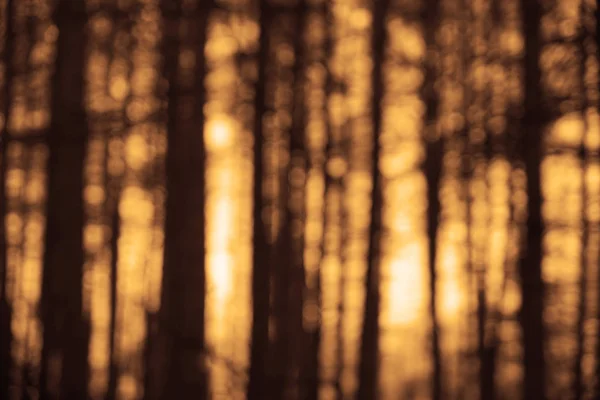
[0,0,599,399]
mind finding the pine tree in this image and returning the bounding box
[40,1,90,397]
[247,0,272,397]
[0,1,14,398]
[422,0,443,398]
[357,0,389,398]
[518,0,546,398]
[158,1,210,398]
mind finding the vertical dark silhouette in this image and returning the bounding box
[39,1,90,398]
[595,1,600,397]
[105,14,128,400]
[480,93,496,400]
[334,130,347,400]
[335,134,348,400]
[478,9,494,400]
[158,1,210,399]
[421,0,442,398]
[106,204,120,400]
[573,120,587,400]
[247,0,271,398]
[486,4,523,399]
[103,10,131,399]
[303,278,322,400]
[479,285,497,400]
[303,200,323,400]
[479,7,508,400]
[357,0,389,398]
[303,279,321,400]
[459,1,477,394]
[519,0,546,399]
[269,5,308,397]
[573,3,590,398]
[0,1,14,398]
[301,4,332,397]
[286,0,308,397]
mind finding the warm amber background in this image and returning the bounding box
[0,0,599,399]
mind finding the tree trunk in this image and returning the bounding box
[301,3,331,396]
[286,0,308,396]
[595,1,600,396]
[573,3,591,398]
[421,0,442,398]
[158,1,210,399]
[39,1,90,398]
[266,5,308,397]
[519,0,546,398]
[573,134,587,400]
[106,205,119,400]
[247,0,271,398]
[357,0,389,398]
[0,1,14,399]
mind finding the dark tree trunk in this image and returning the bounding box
[303,252,322,400]
[268,4,308,397]
[421,0,442,398]
[573,138,587,400]
[426,126,443,400]
[0,1,14,399]
[357,0,389,398]
[335,143,346,400]
[478,9,494,400]
[286,0,308,396]
[573,3,591,398]
[480,128,494,400]
[39,1,90,398]
[247,1,271,398]
[595,1,600,397]
[301,4,331,397]
[519,0,546,399]
[479,289,497,400]
[158,1,210,399]
[332,147,346,398]
[106,206,119,400]
[479,6,510,400]
[105,13,127,400]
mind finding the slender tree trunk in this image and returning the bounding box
[573,4,590,398]
[595,1,600,397]
[573,130,587,400]
[158,1,210,399]
[104,9,129,399]
[335,230,344,400]
[304,241,322,400]
[304,296,321,400]
[478,9,494,400]
[247,0,271,398]
[519,0,546,399]
[39,1,90,398]
[268,5,307,397]
[479,102,493,400]
[357,1,389,398]
[302,4,332,396]
[479,288,498,400]
[480,128,495,399]
[286,1,308,396]
[479,6,510,400]
[459,0,478,393]
[421,1,442,398]
[106,205,119,400]
[0,1,14,398]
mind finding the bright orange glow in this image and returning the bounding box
[206,115,235,151]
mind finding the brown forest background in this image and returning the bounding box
[0,0,599,399]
